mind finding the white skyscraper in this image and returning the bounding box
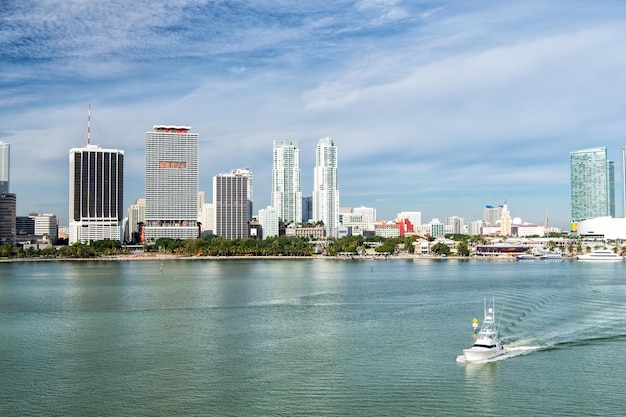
[0,141,9,193]
[313,137,339,237]
[69,144,124,244]
[272,140,302,224]
[145,125,199,241]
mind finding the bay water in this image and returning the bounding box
[1,258,625,416]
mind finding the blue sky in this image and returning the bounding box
[3,0,626,230]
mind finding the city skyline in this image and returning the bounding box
[4,2,626,230]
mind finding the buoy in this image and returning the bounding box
[472,317,478,333]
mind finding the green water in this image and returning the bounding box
[1,259,625,415]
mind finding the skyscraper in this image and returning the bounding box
[570,147,615,222]
[0,141,9,193]
[145,125,199,241]
[213,169,252,239]
[313,136,339,237]
[272,140,302,224]
[0,192,16,243]
[69,144,124,244]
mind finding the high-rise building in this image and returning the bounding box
[258,206,279,239]
[397,211,422,230]
[313,137,340,237]
[127,198,146,243]
[31,213,58,242]
[571,147,615,222]
[229,168,254,222]
[145,125,199,241]
[302,196,313,223]
[213,169,252,239]
[445,216,464,235]
[69,144,124,244]
[500,203,512,236]
[353,206,376,223]
[272,140,302,224]
[0,141,9,193]
[483,205,503,226]
[0,192,16,243]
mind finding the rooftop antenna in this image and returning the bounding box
[87,103,91,145]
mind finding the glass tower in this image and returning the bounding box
[570,147,614,222]
[313,136,340,237]
[272,140,302,224]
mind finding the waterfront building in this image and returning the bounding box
[126,198,146,243]
[213,169,252,239]
[313,137,340,237]
[258,206,279,239]
[483,205,503,226]
[0,192,16,243]
[0,141,9,193]
[500,203,512,236]
[374,222,401,238]
[16,216,35,236]
[353,206,376,222]
[272,140,302,224]
[397,212,422,231]
[145,125,198,241]
[339,212,370,235]
[571,147,615,222]
[445,216,464,235]
[31,213,58,242]
[284,226,324,239]
[69,144,124,244]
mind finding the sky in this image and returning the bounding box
[3,0,626,231]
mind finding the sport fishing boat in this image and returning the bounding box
[463,297,506,362]
[576,250,622,262]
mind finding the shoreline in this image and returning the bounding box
[0,253,578,263]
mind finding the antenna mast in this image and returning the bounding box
[87,104,91,145]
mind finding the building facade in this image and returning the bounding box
[483,205,503,226]
[145,125,198,241]
[571,147,615,222]
[213,169,251,239]
[69,144,124,244]
[272,140,302,224]
[126,198,146,243]
[0,192,16,243]
[0,141,9,193]
[258,206,279,239]
[313,137,339,237]
[302,196,313,223]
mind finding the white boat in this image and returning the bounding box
[576,250,622,262]
[463,298,506,362]
[516,254,534,261]
[540,252,563,261]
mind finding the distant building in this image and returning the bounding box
[302,196,313,223]
[313,137,340,237]
[69,144,124,244]
[354,206,376,222]
[16,216,35,236]
[258,206,279,239]
[483,205,503,226]
[571,147,615,222]
[397,212,422,231]
[272,140,302,224]
[213,169,251,239]
[145,125,198,241]
[0,192,16,243]
[500,203,512,236]
[0,141,9,193]
[445,216,464,235]
[127,198,146,243]
[285,226,324,239]
[31,213,58,242]
[375,222,401,238]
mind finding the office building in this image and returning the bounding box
[145,125,198,241]
[302,196,313,223]
[353,206,376,222]
[397,211,422,230]
[483,205,503,226]
[0,192,16,243]
[571,147,615,222]
[445,216,464,235]
[272,140,302,224]
[0,141,8,193]
[313,137,340,237]
[69,144,124,244]
[31,213,58,242]
[213,169,251,239]
[258,206,279,239]
[127,198,146,243]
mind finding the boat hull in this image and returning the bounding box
[463,346,506,362]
